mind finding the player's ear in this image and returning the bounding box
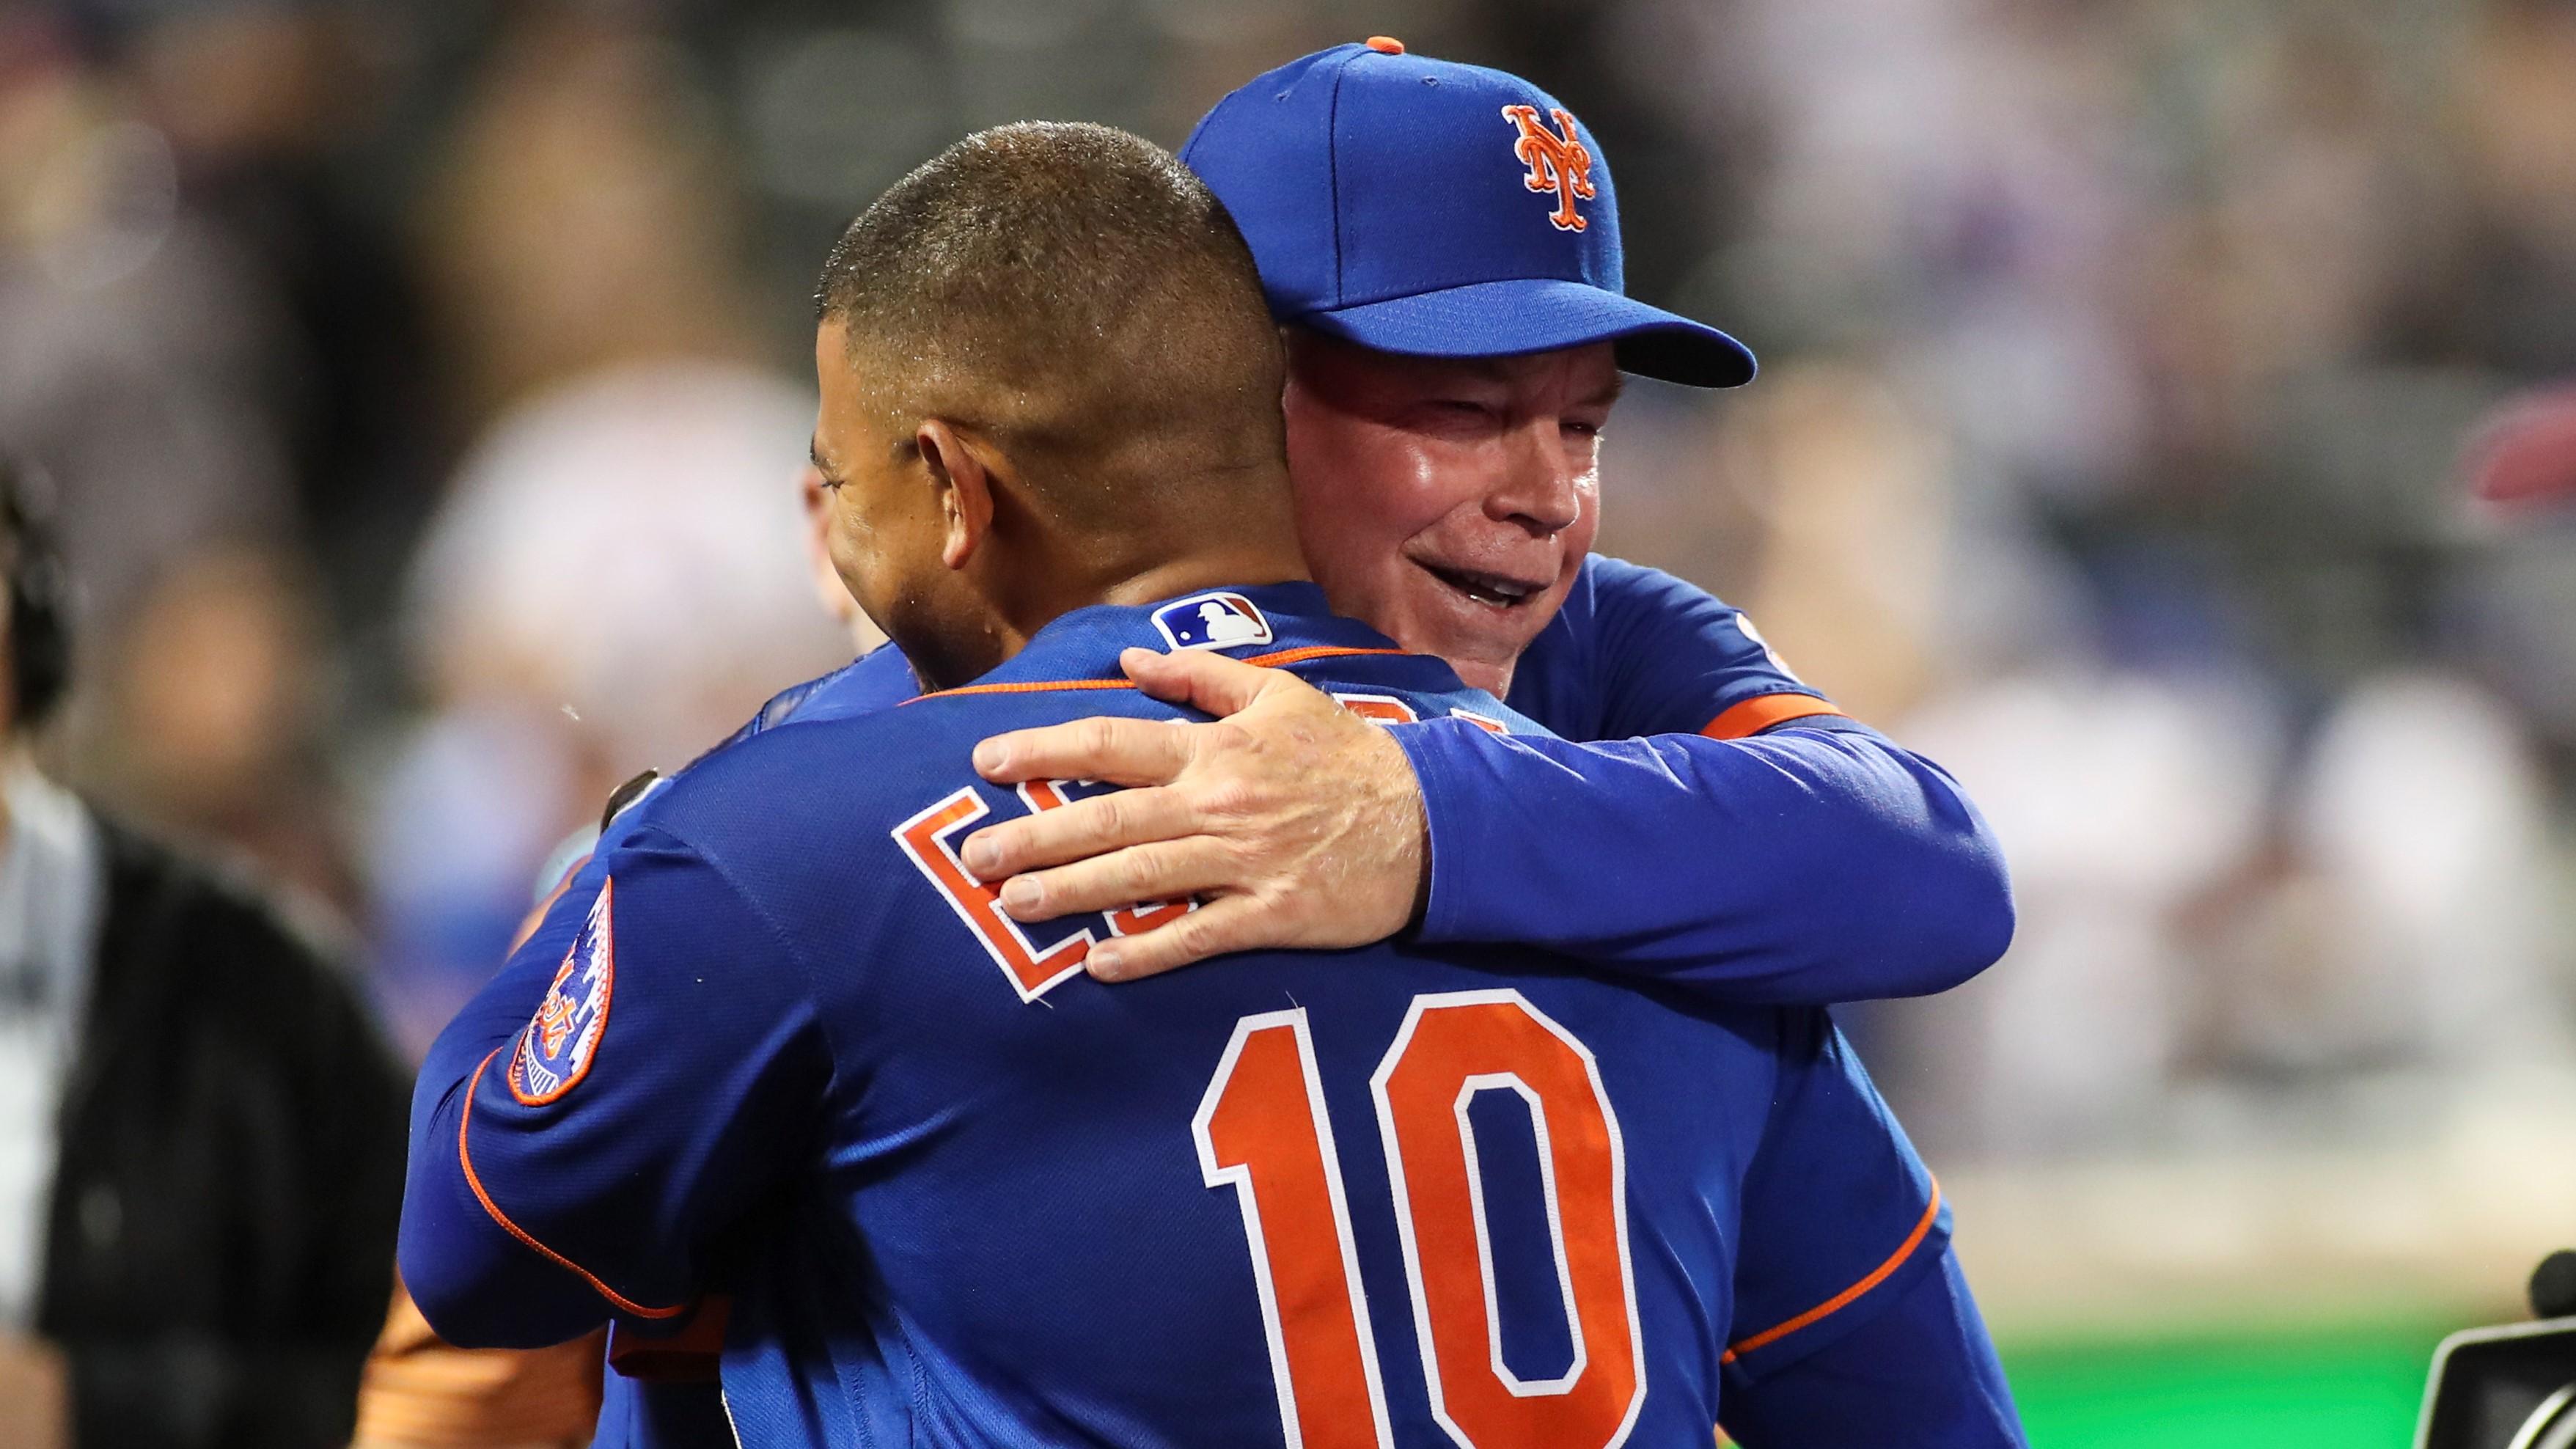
[917,419,994,571]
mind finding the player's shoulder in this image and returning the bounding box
[703,645,917,754]
[785,643,921,724]
[639,682,1186,843]
[605,685,1203,985]
[1229,645,1559,739]
[1572,553,1745,622]
[604,710,919,880]
[1522,554,1744,686]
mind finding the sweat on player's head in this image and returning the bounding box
[806,122,1303,691]
[813,120,1284,504]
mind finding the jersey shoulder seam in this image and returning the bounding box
[1720,1177,1943,1364]
[617,821,845,1093]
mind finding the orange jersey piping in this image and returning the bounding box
[1702,694,1846,741]
[456,1048,688,1320]
[906,645,1415,703]
[1720,1177,1940,1362]
[1236,645,1410,669]
[911,678,1138,701]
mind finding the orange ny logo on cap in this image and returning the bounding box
[1500,104,1596,232]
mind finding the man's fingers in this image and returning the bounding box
[997,840,1237,924]
[962,785,1197,880]
[1087,895,1266,982]
[973,713,1193,786]
[1119,648,1284,718]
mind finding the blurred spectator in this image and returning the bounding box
[0,10,299,631]
[2454,0,2576,377]
[1891,666,2283,1157]
[108,0,449,630]
[0,461,404,1449]
[82,546,353,913]
[414,10,763,425]
[0,2,431,932]
[370,362,861,1057]
[1557,0,2576,1170]
[1,0,444,626]
[2264,672,2558,1073]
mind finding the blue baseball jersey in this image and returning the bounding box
[709,648,917,745]
[1505,554,1840,742]
[403,584,1956,1448]
[567,556,2010,1445]
[732,554,1842,749]
[1401,557,2013,1002]
[760,557,2011,1004]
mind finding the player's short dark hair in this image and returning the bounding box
[815,122,1283,524]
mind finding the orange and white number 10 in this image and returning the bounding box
[1192,990,1644,1449]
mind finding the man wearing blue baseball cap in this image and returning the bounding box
[400,109,2023,1449]
[946,51,2025,1441]
[367,43,2020,1449]
[963,40,2004,1003]
[1193,37,1755,384]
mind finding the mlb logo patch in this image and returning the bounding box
[508,878,617,1105]
[1151,592,1274,652]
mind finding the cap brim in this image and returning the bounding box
[1290,278,1756,388]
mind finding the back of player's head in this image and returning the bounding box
[815,122,1285,527]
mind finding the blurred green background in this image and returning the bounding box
[2006,1321,2443,1447]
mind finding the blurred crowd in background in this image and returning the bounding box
[4,0,2574,1230]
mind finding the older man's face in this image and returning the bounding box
[1280,333,1617,697]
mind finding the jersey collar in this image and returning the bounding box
[943,582,1446,694]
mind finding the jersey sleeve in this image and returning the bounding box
[1539,555,1841,741]
[1722,1011,1962,1383]
[697,642,919,756]
[790,643,923,723]
[1718,1244,2026,1448]
[1393,719,2014,1002]
[399,825,832,1349]
[1425,556,2012,1003]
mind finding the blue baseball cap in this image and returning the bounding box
[1181,39,1755,389]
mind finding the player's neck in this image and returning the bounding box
[1094,546,1309,611]
[1004,481,1303,620]
[920,535,1307,690]
[1005,543,1309,646]
[1042,505,1307,616]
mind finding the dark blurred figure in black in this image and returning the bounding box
[0,462,405,1448]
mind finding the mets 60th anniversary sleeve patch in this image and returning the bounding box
[509,878,617,1105]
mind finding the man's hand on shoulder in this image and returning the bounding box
[963,648,1427,981]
